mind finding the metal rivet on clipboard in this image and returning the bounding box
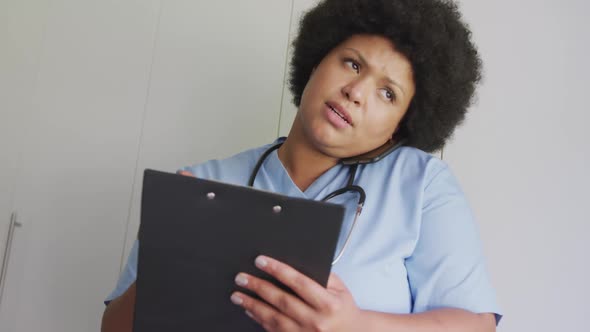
[272,205,282,214]
[207,192,216,200]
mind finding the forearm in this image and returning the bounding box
[361,308,496,332]
[101,282,136,332]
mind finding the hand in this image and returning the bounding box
[230,255,365,332]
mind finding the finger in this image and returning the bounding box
[254,255,331,310]
[230,291,300,332]
[176,170,194,177]
[234,273,315,325]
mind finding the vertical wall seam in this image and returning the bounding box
[11,0,54,214]
[119,0,164,273]
[276,0,296,138]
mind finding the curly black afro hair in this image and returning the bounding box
[289,0,482,152]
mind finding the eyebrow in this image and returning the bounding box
[344,47,406,96]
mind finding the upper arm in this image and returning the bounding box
[478,313,497,331]
[404,164,502,325]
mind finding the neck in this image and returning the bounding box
[277,121,339,192]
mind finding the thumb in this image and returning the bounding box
[326,272,348,292]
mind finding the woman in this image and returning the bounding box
[102,0,502,330]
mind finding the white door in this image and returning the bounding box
[0,0,49,276]
[0,0,49,330]
[0,0,161,331]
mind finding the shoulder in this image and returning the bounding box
[388,147,470,214]
[177,140,277,185]
[363,146,450,189]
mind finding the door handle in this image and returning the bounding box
[0,212,22,305]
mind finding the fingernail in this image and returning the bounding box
[245,310,254,318]
[235,274,248,287]
[230,293,243,305]
[255,256,268,268]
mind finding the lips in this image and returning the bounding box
[326,102,353,126]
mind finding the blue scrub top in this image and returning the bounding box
[106,138,502,323]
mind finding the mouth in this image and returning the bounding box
[326,102,353,126]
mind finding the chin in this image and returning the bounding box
[312,137,360,159]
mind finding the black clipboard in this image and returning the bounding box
[133,169,345,331]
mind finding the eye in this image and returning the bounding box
[344,59,360,74]
[380,88,396,102]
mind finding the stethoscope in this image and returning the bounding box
[247,140,403,265]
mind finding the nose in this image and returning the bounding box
[341,77,367,106]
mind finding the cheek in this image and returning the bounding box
[301,66,340,105]
[299,79,320,111]
[365,108,402,137]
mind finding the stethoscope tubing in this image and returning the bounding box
[248,141,367,265]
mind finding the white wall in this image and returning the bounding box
[447,0,590,330]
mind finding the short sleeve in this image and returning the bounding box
[404,163,503,324]
[104,239,139,305]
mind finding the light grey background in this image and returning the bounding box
[0,0,588,331]
[446,1,590,330]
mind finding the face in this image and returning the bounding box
[294,34,415,159]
